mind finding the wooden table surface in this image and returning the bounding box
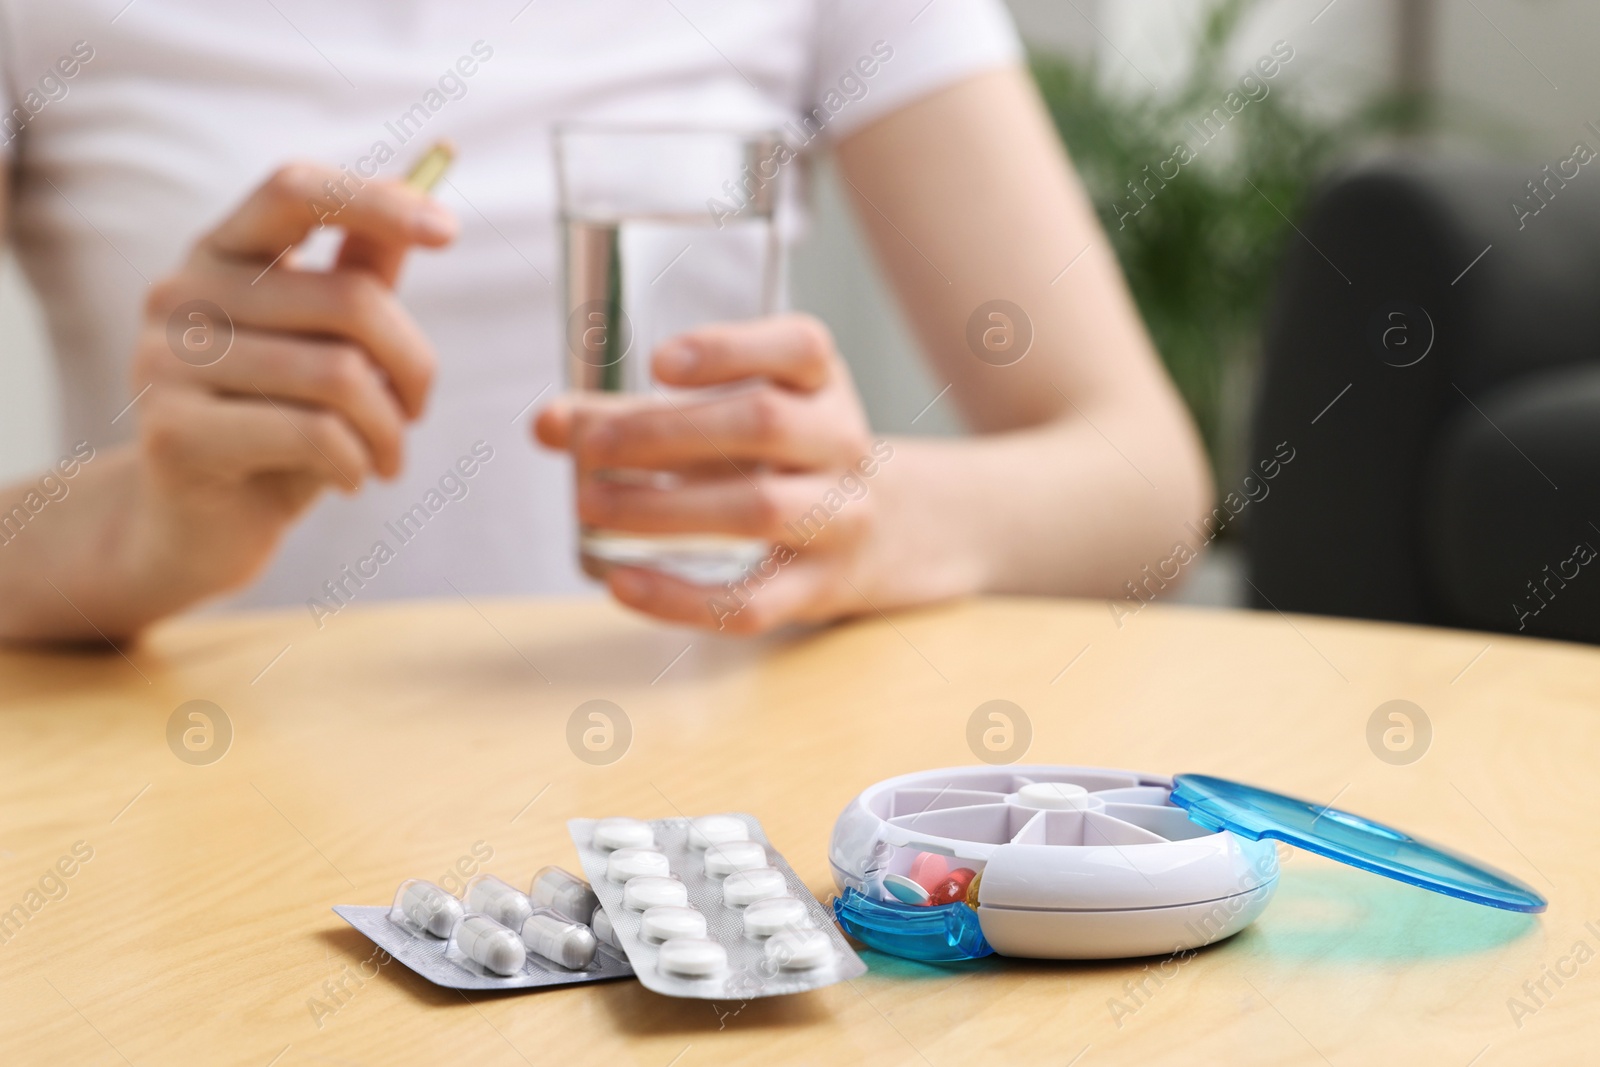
[1,595,1594,1066]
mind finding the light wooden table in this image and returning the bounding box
[1,596,1594,1066]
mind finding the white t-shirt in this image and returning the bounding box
[0,0,1019,613]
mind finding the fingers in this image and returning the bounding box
[170,332,407,478]
[578,472,868,543]
[201,162,456,265]
[141,388,371,492]
[146,263,437,418]
[608,560,831,634]
[564,386,867,471]
[533,398,573,449]
[534,393,644,451]
[652,314,837,393]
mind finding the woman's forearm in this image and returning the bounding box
[865,397,1212,607]
[0,446,150,642]
[0,445,237,643]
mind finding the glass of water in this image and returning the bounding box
[554,125,787,585]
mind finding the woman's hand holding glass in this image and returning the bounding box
[536,313,887,633]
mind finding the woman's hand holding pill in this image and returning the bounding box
[131,162,452,545]
[13,163,455,638]
[535,314,899,634]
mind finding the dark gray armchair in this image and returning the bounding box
[1247,154,1600,643]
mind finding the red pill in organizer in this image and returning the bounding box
[926,867,977,906]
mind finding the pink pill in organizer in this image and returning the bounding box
[909,852,950,892]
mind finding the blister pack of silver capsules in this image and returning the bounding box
[333,866,634,991]
[569,813,866,1000]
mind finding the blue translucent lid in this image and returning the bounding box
[1170,774,1547,913]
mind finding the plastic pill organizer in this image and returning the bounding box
[829,763,1547,962]
[570,813,866,999]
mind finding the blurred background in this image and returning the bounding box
[4,0,1595,633]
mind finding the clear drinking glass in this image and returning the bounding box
[555,125,786,584]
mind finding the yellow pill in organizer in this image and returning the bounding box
[593,817,656,851]
[607,847,670,883]
[722,866,788,907]
[657,937,727,977]
[741,895,811,939]
[703,840,767,878]
[529,865,599,924]
[687,814,750,849]
[765,928,834,970]
[640,905,708,944]
[464,874,534,931]
[624,876,689,911]
[450,913,527,976]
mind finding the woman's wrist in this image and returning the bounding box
[846,435,994,611]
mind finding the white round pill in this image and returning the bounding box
[883,874,931,905]
[703,840,767,878]
[624,876,689,911]
[687,814,750,849]
[607,847,670,883]
[765,928,833,970]
[657,937,727,977]
[594,817,656,851]
[722,866,788,907]
[742,895,811,939]
[640,905,708,944]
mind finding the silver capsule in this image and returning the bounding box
[393,879,463,938]
[464,874,534,931]
[529,865,599,924]
[591,904,621,950]
[452,913,526,976]
[519,906,598,970]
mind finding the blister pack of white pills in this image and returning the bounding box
[569,813,866,1000]
[332,866,634,991]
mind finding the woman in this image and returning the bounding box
[0,0,1209,640]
